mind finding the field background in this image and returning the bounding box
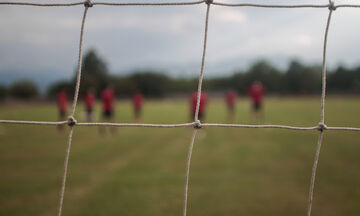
[1,97,360,216]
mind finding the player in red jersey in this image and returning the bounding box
[57,89,68,131]
[101,86,115,120]
[100,86,116,134]
[190,91,208,121]
[84,88,95,121]
[247,81,266,121]
[132,92,144,122]
[225,90,237,122]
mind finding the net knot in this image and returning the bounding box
[328,1,336,11]
[194,120,202,129]
[67,116,77,127]
[84,0,93,7]
[205,0,213,5]
[317,123,327,132]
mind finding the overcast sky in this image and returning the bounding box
[1,0,360,86]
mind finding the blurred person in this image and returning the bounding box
[225,90,237,122]
[57,89,68,132]
[190,91,208,121]
[100,85,116,134]
[84,88,95,121]
[247,81,266,122]
[132,92,144,122]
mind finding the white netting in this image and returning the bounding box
[1,1,360,216]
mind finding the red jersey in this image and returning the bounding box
[57,91,68,112]
[84,92,95,109]
[190,91,208,114]
[247,83,265,104]
[101,88,115,112]
[225,91,237,107]
[133,93,144,110]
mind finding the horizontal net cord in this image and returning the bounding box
[93,1,205,6]
[212,2,329,8]
[336,4,360,9]
[212,2,360,9]
[1,119,360,132]
[203,124,360,132]
[1,1,360,9]
[77,122,194,127]
[202,123,318,130]
[0,0,205,7]
[0,120,68,125]
[326,126,360,131]
[0,1,84,6]
[0,120,194,128]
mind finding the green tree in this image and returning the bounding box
[77,49,109,96]
[10,80,38,99]
[130,72,170,97]
[169,78,197,94]
[112,77,137,97]
[47,81,74,99]
[244,60,284,93]
[286,60,321,94]
[0,85,8,101]
[328,66,360,93]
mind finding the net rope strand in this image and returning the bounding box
[1,119,360,132]
[183,2,211,215]
[307,5,334,216]
[183,129,198,216]
[307,131,324,216]
[194,2,211,122]
[57,126,74,216]
[93,1,205,6]
[320,6,333,125]
[0,1,84,6]
[212,2,329,8]
[57,4,90,216]
[1,1,360,216]
[71,5,89,117]
[0,0,206,7]
[2,1,360,9]
[0,120,68,125]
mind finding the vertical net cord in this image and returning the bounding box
[183,3,210,216]
[307,131,324,216]
[320,8,333,125]
[70,6,89,117]
[307,7,333,216]
[183,129,198,216]
[57,6,89,216]
[57,127,74,216]
[194,3,211,121]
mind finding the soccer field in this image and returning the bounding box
[1,97,360,216]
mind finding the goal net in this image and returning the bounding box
[1,1,360,216]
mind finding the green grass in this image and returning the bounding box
[0,97,360,216]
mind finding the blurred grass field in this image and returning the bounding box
[0,96,360,216]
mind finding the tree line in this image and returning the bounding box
[1,49,360,101]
